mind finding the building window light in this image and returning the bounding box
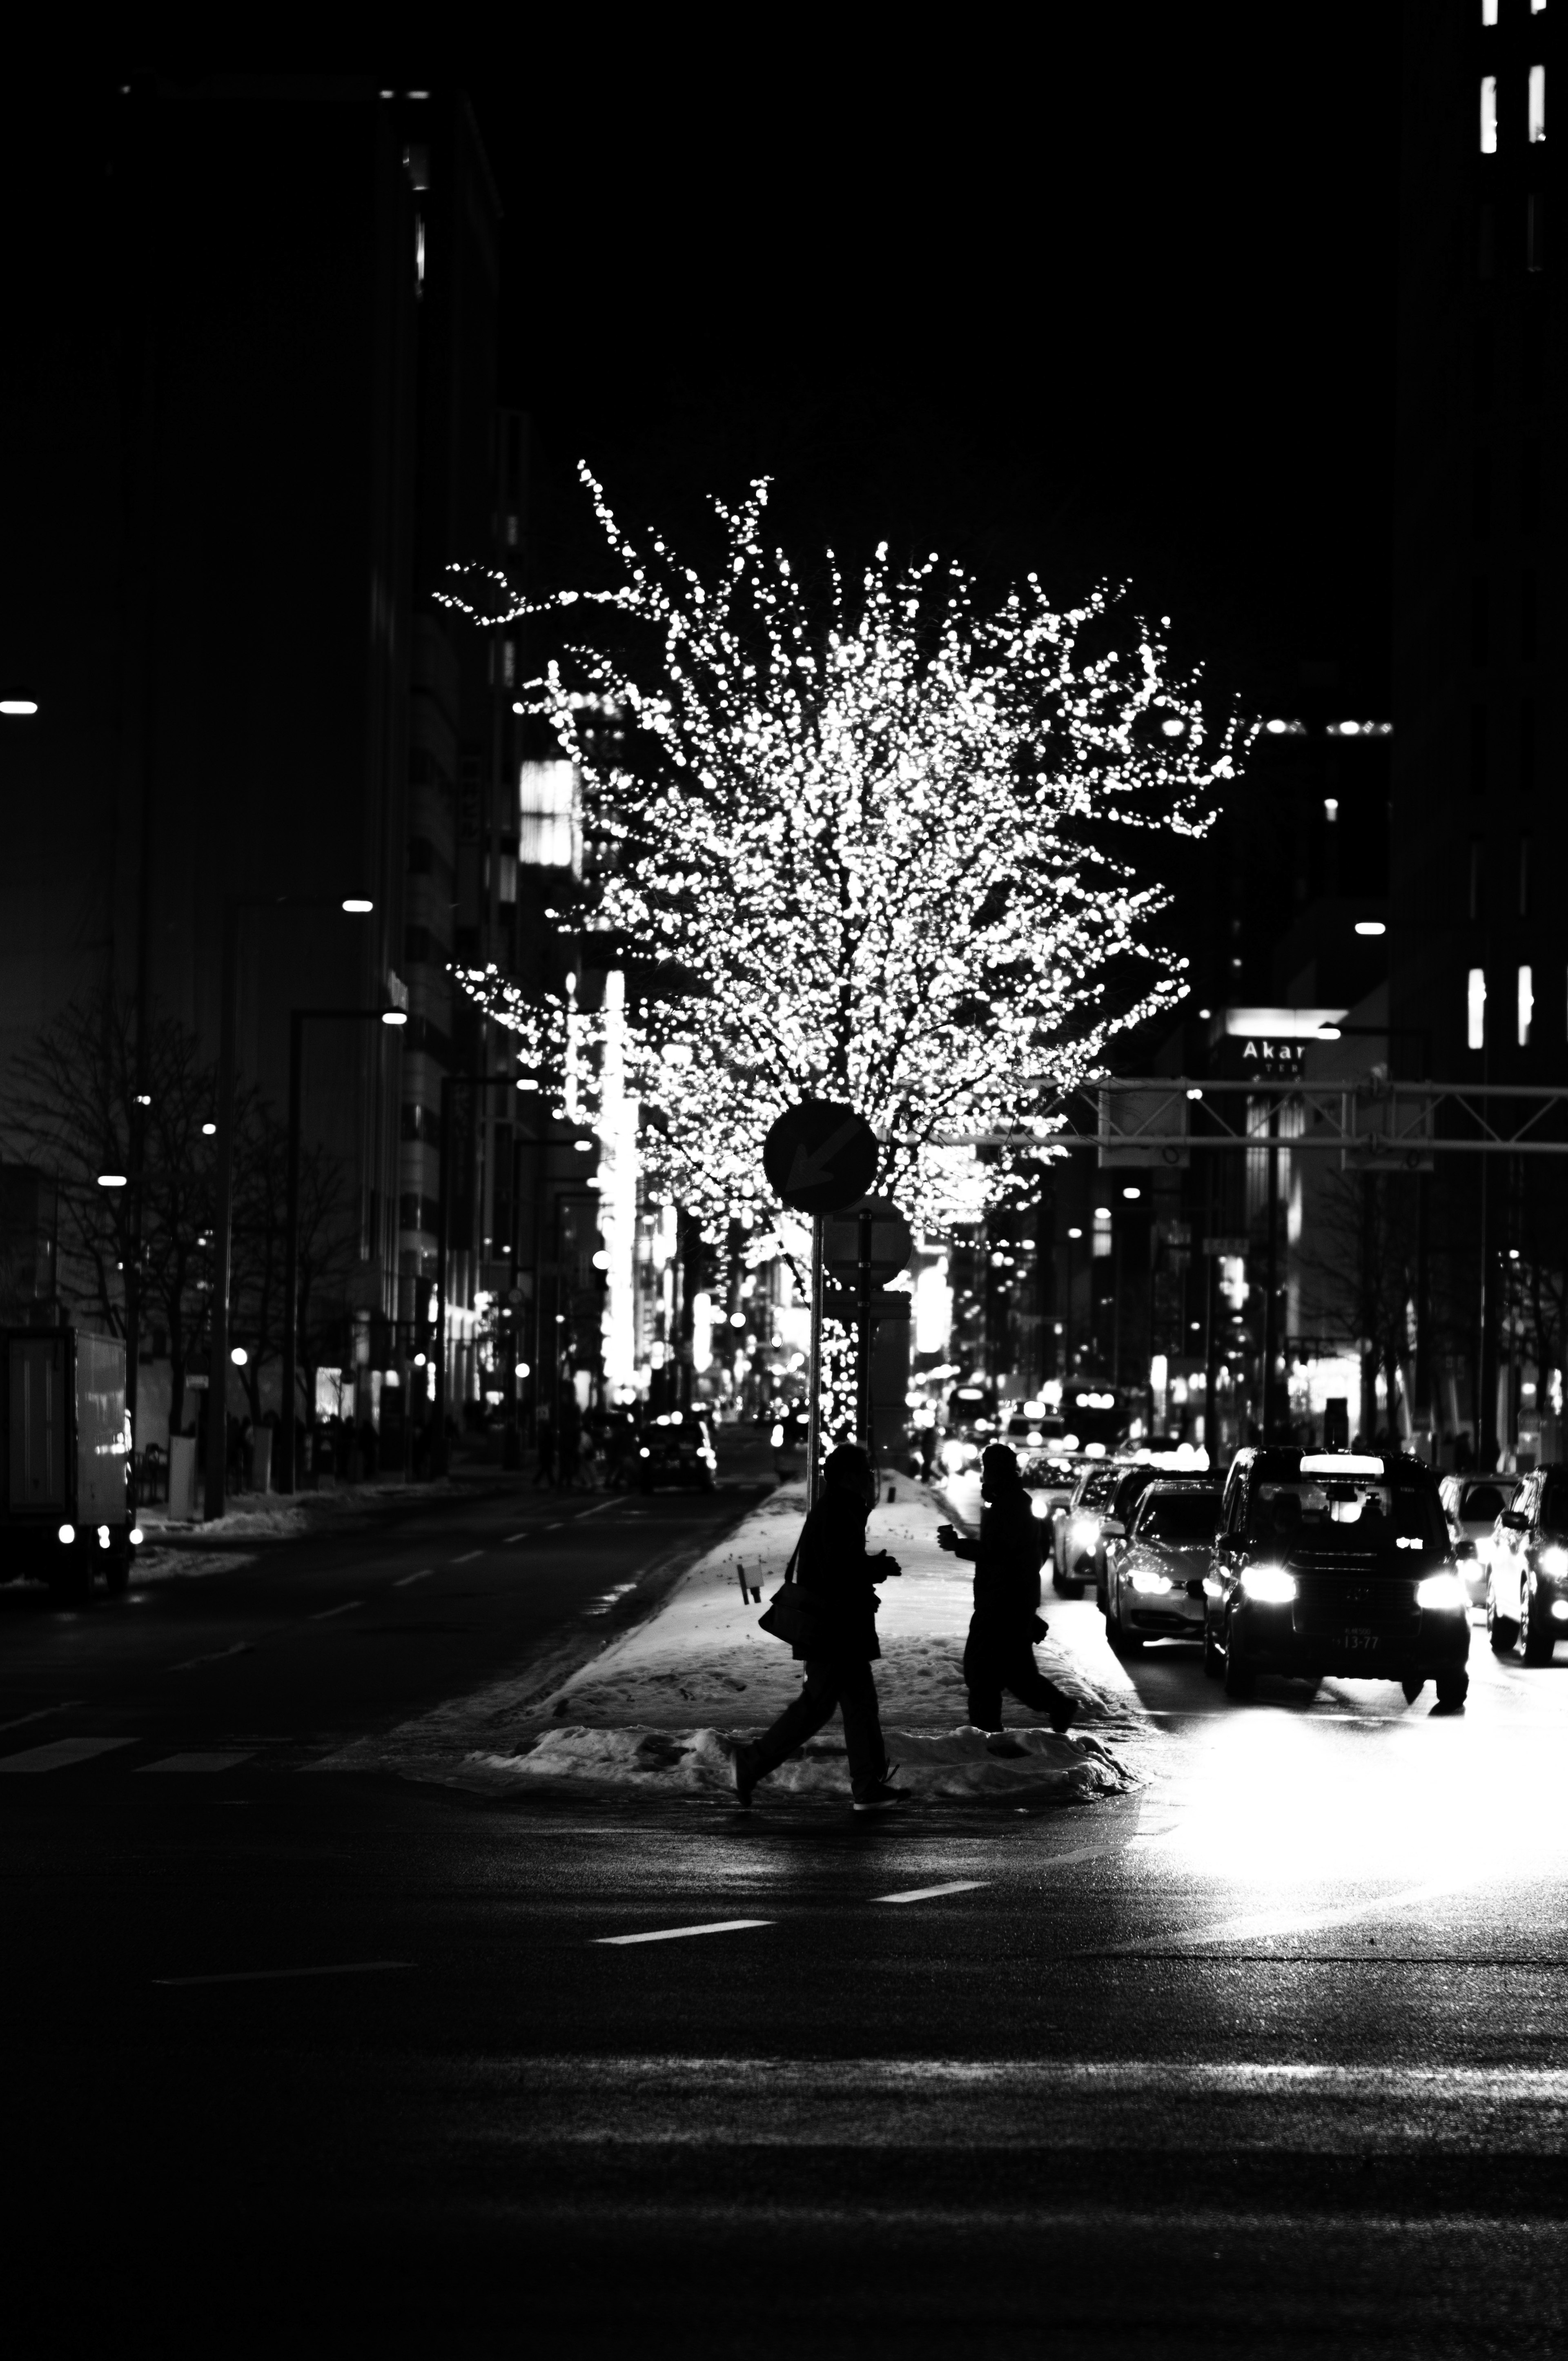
[1530,65,1546,144]
[1323,797,1339,823]
[1093,1207,1113,1261]
[1468,967,1487,1051]
[1481,76,1498,154]
[518,759,582,871]
[1519,964,1534,1048]
[1482,0,1497,22]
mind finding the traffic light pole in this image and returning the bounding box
[432,1071,524,1477]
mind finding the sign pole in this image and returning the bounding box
[807,1213,825,1507]
[856,1206,874,1458]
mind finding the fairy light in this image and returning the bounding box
[439,470,1237,1230]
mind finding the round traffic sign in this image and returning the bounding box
[762,1100,879,1215]
[822,1196,913,1286]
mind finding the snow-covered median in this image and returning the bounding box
[321,1476,1137,1804]
[466,1720,1130,1802]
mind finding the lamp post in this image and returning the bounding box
[431,1070,528,1477]
[205,895,374,1523]
[278,1002,407,1494]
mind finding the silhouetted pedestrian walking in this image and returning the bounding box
[938,1442,1078,1735]
[733,1444,907,1812]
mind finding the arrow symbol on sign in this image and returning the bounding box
[785,1117,867,1194]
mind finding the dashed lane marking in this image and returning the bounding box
[309,1599,363,1620]
[153,1960,415,1988]
[393,1568,434,1588]
[449,1550,483,1565]
[0,1701,84,1736]
[137,1751,256,1775]
[597,1919,773,1947]
[0,1737,136,1774]
[502,1532,530,1544]
[167,1641,254,1673]
[873,1881,990,1906]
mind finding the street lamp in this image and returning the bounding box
[206,895,374,1522]
[276,1001,406,1494]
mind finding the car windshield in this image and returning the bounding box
[1137,1492,1221,1544]
[1250,1477,1446,1552]
[1459,1481,1510,1522]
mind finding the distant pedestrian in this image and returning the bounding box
[733,1444,907,1813]
[938,1443,1078,1735]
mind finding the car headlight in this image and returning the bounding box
[1072,1516,1101,1545]
[1415,1571,1470,1612]
[1240,1565,1296,1604]
[1538,1545,1568,1579]
[1030,1494,1049,1520]
[1130,1568,1174,1594]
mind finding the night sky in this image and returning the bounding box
[467,0,1401,718]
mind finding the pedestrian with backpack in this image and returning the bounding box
[938,1442,1079,1735]
[733,1443,908,1812]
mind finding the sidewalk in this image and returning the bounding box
[371,1478,1137,1806]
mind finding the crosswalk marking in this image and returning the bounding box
[0,1737,135,1774]
[873,1881,989,1906]
[137,1751,255,1775]
[597,1919,773,1947]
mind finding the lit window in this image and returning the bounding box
[1518,964,1534,1047]
[1530,64,1547,143]
[518,760,581,870]
[1481,76,1498,153]
[1468,967,1487,1050]
[1482,0,1497,20]
[1093,1207,1113,1260]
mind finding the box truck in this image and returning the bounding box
[0,1329,135,1601]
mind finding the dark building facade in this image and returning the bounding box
[0,77,581,1461]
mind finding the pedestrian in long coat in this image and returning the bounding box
[734,1444,908,1812]
[938,1442,1078,1734]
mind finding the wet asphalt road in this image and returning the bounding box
[6,1475,1568,2357]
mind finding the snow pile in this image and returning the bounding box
[466,1720,1134,1802]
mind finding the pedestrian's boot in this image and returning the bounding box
[1048,1692,1079,1735]
[851,1778,909,1813]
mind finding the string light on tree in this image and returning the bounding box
[439,471,1241,1231]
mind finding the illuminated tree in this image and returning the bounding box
[442,474,1239,1231]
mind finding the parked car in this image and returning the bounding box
[1204,1446,1468,1707]
[1439,1472,1521,1605]
[1486,1464,1568,1663]
[1053,1463,1121,1596]
[637,1410,719,1493]
[1102,1479,1223,1655]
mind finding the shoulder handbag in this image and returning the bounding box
[757,1533,830,1650]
